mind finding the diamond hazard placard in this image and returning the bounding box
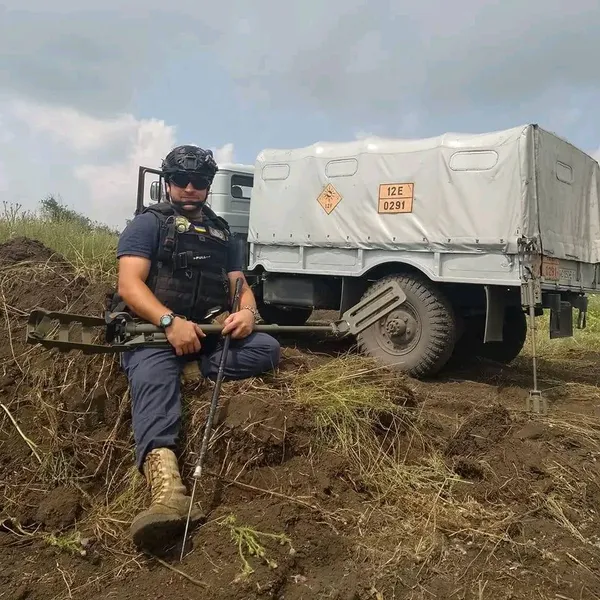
[317,183,342,215]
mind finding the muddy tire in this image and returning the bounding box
[478,306,528,364]
[257,302,313,326]
[356,273,457,378]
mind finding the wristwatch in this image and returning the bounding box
[158,313,175,329]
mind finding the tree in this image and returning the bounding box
[39,195,119,235]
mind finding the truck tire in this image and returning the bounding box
[257,302,313,326]
[450,306,528,365]
[356,273,457,378]
[478,306,528,364]
[446,314,484,367]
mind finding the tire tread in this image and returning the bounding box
[356,273,456,378]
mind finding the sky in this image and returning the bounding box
[1,1,599,230]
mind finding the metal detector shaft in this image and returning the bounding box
[194,278,243,478]
[126,322,336,336]
[26,277,407,355]
[180,276,244,560]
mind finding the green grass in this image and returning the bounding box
[525,293,600,356]
[0,201,119,282]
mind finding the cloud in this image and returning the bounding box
[0,163,6,194]
[0,5,172,118]
[11,99,144,152]
[1,0,600,230]
[354,131,373,141]
[3,1,599,123]
[2,96,240,229]
[2,97,176,228]
[73,117,177,228]
[200,0,600,130]
[214,143,235,164]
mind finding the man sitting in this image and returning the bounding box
[115,144,281,548]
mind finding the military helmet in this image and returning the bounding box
[161,144,219,185]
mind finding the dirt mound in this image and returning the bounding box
[0,235,108,318]
[445,403,512,457]
[35,486,83,531]
[0,236,65,265]
[1,237,600,599]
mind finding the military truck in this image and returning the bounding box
[143,124,599,379]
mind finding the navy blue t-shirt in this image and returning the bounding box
[117,211,244,273]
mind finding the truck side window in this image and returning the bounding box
[231,174,253,200]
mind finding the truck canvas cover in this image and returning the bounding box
[249,124,600,264]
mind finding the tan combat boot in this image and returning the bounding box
[130,447,205,549]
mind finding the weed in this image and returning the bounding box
[217,514,294,578]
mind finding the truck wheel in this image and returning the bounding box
[446,314,485,367]
[478,306,528,364]
[356,273,457,378]
[257,302,313,326]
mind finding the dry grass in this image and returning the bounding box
[271,335,600,592]
[286,356,455,503]
[3,215,600,597]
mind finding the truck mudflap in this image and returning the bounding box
[26,278,407,354]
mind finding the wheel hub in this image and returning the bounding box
[377,309,420,355]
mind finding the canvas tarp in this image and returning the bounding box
[248,124,600,264]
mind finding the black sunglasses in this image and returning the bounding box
[168,172,210,190]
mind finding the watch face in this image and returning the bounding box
[160,314,173,327]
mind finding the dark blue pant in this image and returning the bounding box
[120,332,281,470]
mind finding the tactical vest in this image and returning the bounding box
[109,202,232,323]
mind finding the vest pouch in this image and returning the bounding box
[193,269,229,320]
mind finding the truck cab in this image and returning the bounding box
[206,163,254,237]
[205,163,254,268]
[204,164,315,326]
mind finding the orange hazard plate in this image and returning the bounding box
[377,183,414,214]
[541,257,560,280]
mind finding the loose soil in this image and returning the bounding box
[1,236,600,600]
